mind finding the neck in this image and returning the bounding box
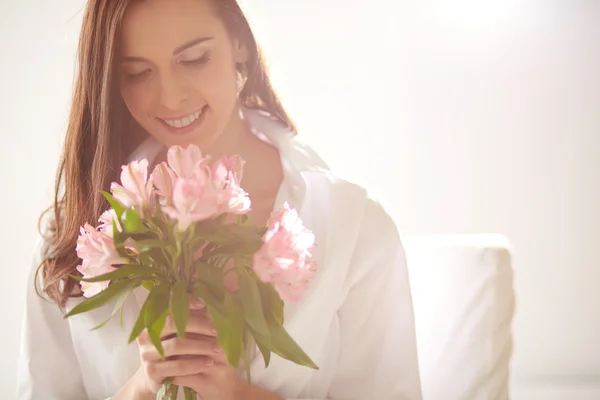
[204,106,260,161]
[205,106,283,197]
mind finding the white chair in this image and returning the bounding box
[403,234,515,400]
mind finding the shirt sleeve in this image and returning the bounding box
[327,202,422,400]
[16,239,89,400]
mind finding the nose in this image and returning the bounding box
[159,72,188,110]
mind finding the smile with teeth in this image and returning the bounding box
[161,108,203,128]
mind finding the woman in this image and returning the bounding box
[17,0,422,399]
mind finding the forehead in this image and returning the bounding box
[120,0,224,56]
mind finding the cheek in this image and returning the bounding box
[120,81,158,119]
[189,60,237,110]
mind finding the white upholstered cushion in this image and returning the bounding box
[403,234,515,400]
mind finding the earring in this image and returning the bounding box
[236,64,248,97]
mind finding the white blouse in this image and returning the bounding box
[17,109,422,400]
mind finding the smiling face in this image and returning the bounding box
[118,0,248,149]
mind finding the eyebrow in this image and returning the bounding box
[173,36,214,55]
[121,36,214,63]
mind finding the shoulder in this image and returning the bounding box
[342,182,402,261]
[315,173,404,288]
[324,172,399,244]
[283,135,400,242]
[279,137,405,290]
[358,193,402,250]
[287,139,400,249]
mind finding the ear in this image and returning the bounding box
[232,37,249,64]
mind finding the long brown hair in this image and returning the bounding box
[37,0,295,309]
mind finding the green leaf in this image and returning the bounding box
[227,223,264,239]
[269,324,319,370]
[90,317,112,331]
[210,254,231,270]
[120,302,125,328]
[141,280,155,291]
[148,247,171,269]
[194,263,225,301]
[170,281,190,338]
[188,235,206,251]
[120,208,144,233]
[258,279,285,326]
[258,226,269,237]
[194,226,234,244]
[227,314,244,367]
[207,293,244,368]
[214,213,228,224]
[237,214,250,226]
[157,378,174,400]
[157,381,181,400]
[183,387,197,400]
[128,284,169,343]
[101,191,124,220]
[144,285,170,329]
[129,312,145,344]
[112,219,120,242]
[242,330,254,382]
[91,285,134,331]
[148,308,169,359]
[68,274,83,281]
[216,238,264,257]
[79,264,159,283]
[118,238,167,252]
[236,268,270,337]
[168,385,180,400]
[212,224,264,257]
[194,281,227,317]
[64,279,139,319]
[256,339,272,368]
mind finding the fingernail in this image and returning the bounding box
[206,358,215,366]
[213,344,222,353]
[211,328,218,335]
[191,297,205,308]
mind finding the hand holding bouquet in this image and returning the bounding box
[65,144,318,399]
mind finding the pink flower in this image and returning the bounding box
[151,162,178,205]
[167,144,207,178]
[110,159,153,209]
[76,264,117,298]
[211,156,251,215]
[214,154,245,184]
[161,146,251,231]
[76,224,127,298]
[163,162,226,230]
[98,209,121,238]
[252,203,318,303]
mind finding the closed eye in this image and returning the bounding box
[125,69,151,80]
[179,52,211,67]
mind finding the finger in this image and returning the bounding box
[162,313,216,339]
[140,336,222,362]
[189,295,205,311]
[144,357,215,382]
[136,329,150,346]
[172,373,207,392]
[171,368,241,394]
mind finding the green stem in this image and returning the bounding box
[184,224,196,281]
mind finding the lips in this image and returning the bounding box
[157,106,208,136]
[160,107,204,128]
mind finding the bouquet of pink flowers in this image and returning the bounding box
[64,144,318,399]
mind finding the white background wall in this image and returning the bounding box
[1,0,598,397]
